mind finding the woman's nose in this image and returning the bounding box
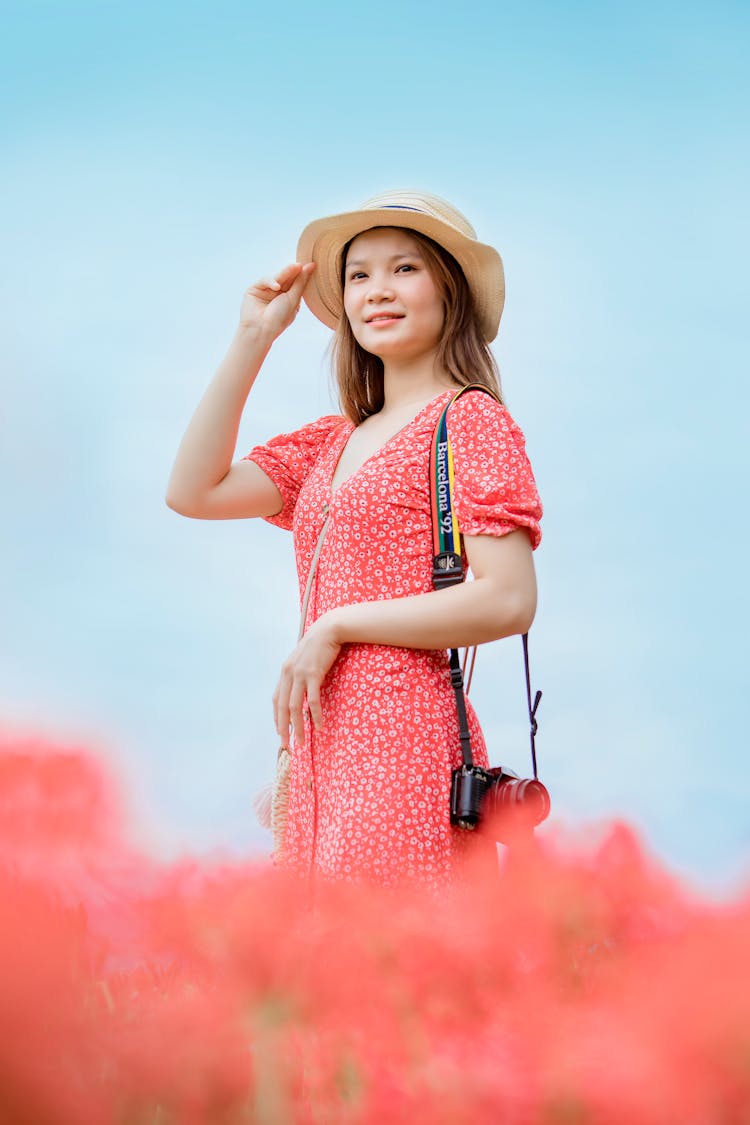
[366,279,395,302]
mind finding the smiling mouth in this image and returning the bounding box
[366,314,405,324]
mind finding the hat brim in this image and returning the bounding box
[296,207,505,343]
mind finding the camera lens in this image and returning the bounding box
[486,777,550,828]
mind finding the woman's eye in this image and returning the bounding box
[396,264,415,273]
[348,271,366,281]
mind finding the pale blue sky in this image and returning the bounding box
[2,1,748,890]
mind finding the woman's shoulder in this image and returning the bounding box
[279,411,349,440]
[446,387,543,548]
[290,412,350,446]
[447,386,528,445]
[244,411,349,459]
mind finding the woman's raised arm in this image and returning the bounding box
[165,261,315,520]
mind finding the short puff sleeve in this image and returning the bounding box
[448,392,543,550]
[242,414,344,530]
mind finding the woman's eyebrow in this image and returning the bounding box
[346,251,424,269]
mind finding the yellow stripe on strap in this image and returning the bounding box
[446,437,461,550]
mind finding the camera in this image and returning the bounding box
[450,764,550,844]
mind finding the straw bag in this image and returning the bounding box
[252,744,292,857]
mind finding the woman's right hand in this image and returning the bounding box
[239,261,316,340]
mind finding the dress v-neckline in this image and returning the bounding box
[329,390,455,499]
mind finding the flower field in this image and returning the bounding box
[1,729,748,1124]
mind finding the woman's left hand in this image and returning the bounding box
[273,614,342,746]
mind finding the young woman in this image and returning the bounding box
[166,190,543,888]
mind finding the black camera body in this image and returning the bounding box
[450,764,550,844]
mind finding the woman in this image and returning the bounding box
[166,190,543,888]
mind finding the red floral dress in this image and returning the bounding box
[244,388,543,888]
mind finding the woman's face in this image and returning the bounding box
[342,227,445,363]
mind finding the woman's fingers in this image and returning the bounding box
[273,619,337,745]
[285,665,324,746]
[243,263,315,333]
[273,673,323,744]
[288,677,307,747]
[287,262,315,306]
[278,261,303,278]
[272,669,292,742]
[272,261,310,293]
[246,264,301,299]
[306,683,323,733]
[253,277,281,292]
[268,261,315,300]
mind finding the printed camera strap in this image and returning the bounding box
[429,383,543,779]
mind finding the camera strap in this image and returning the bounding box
[429,383,543,779]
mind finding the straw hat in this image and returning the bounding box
[296,189,505,343]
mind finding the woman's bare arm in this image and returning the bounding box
[328,528,537,648]
[273,528,538,742]
[165,262,315,520]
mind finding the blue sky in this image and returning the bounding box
[2,0,748,890]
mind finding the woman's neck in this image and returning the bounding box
[380,355,457,414]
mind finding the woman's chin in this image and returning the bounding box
[357,340,431,364]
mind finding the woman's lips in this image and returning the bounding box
[366,315,404,327]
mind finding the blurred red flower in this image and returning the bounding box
[0,727,748,1123]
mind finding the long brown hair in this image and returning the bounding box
[328,227,503,424]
